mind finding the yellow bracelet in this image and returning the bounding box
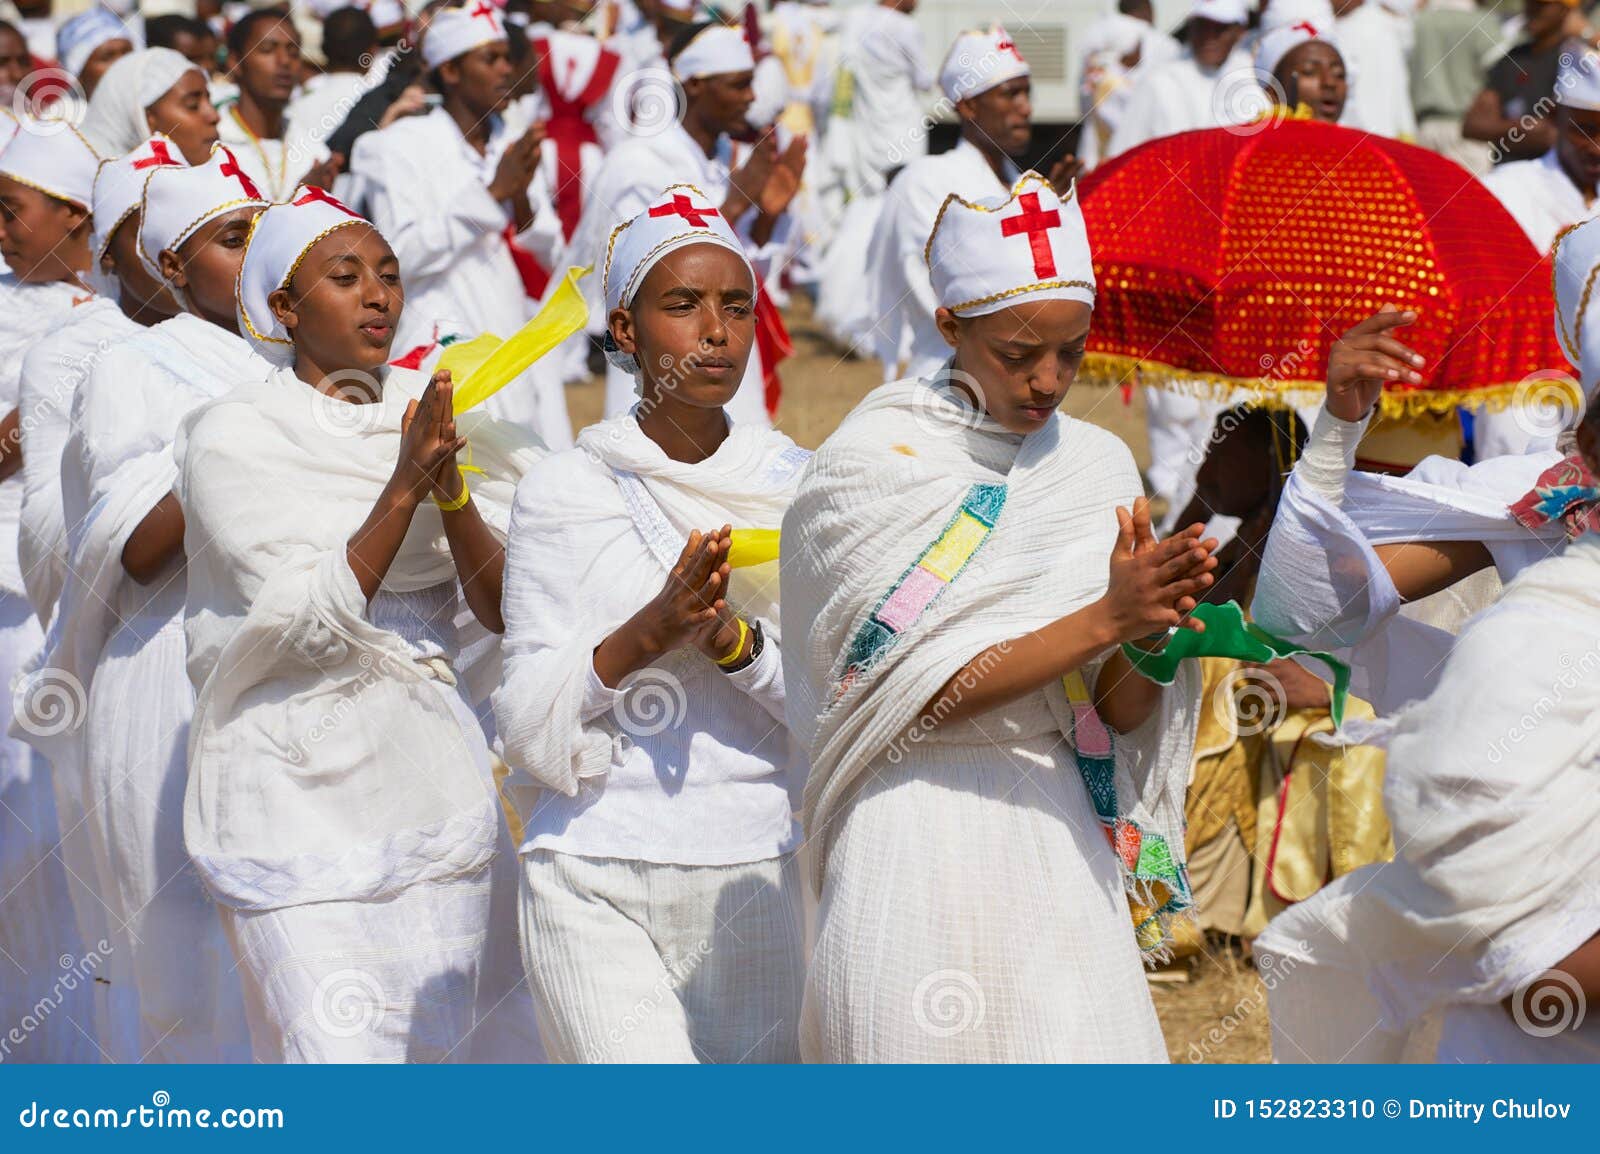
[433,477,470,512]
[714,617,750,667]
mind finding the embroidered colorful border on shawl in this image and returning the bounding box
[830,481,1007,702]
[1509,451,1600,541]
[1061,669,1191,958]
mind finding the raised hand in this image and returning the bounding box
[636,527,732,657]
[396,370,467,505]
[726,134,777,221]
[1326,305,1424,423]
[1099,497,1218,645]
[756,135,808,218]
[487,124,545,202]
[687,525,750,663]
[303,152,345,192]
[1047,153,1084,196]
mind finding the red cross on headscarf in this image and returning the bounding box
[1291,21,1320,35]
[294,186,361,217]
[648,193,719,228]
[995,32,1024,63]
[216,148,262,199]
[131,140,177,169]
[999,191,1061,279]
[468,1,498,27]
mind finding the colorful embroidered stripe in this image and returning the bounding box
[832,482,1007,700]
[1061,670,1191,954]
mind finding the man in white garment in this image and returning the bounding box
[865,25,1079,382]
[1108,0,1254,157]
[285,6,382,171]
[352,5,573,446]
[822,0,933,198]
[1077,3,1181,171]
[1479,47,1600,457]
[218,9,336,200]
[1332,0,1416,138]
[565,21,805,427]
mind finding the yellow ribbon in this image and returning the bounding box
[726,528,780,569]
[446,266,591,414]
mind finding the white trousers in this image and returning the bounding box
[0,592,99,1062]
[518,849,804,1063]
[221,675,543,1064]
[83,610,251,1062]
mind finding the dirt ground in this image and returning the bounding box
[566,295,1270,1064]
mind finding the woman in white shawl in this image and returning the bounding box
[1252,216,1600,1064]
[178,187,544,1063]
[79,47,221,164]
[21,145,271,1063]
[494,184,808,1063]
[782,173,1218,1063]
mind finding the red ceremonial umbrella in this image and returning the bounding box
[1076,117,1569,416]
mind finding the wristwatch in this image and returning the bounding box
[719,618,763,674]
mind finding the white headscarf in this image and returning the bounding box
[670,23,754,81]
[57,6,137,77]
[79,48,198,157]
[420,4,507,70]
[926,171,1096,318]
[236,185,372,355]
[1254,16,1340,88]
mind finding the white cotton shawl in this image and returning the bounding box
[781,378,1200,901]
[1257,534,1600,1033]
[0,277,91,598]
[177,365,542,910]
[13,313,272,774]
[16,297,138,623]
[79,49,198,157]
[1251,450,1568,715]
[493,412,807,798]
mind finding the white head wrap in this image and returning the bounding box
[1254,17,1340,88]
[1259,0,1336,32]
[601,183,754,373]
[421,4,507,71]
[1556,45,1600,113]
[670,24,755,82]
[1190,0,1251,26]
[1552,216,1600,396]
[79,48,200,157]
[926,171,1096,318]
[939,24,1032,104]
[91,132,187,260]
[57,7,137,77]
[137,142,268,278]
[237,184,374,352]
[0,121,101,209]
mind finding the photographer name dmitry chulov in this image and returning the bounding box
[1411,1099,1571,1123]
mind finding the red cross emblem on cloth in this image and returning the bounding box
[999,191,1061,279]
[469,1,498,27]
[995,33,1024,63]
[1291,21,1320,35]
[648,194,719,228]
[132,140,177,169]
[216,148,262,199]
[294,186,361,217]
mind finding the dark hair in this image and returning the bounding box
[0,18,25,48]
[145,13,212,51]
[666,20,715,63]
[226,7,292,60]
[323,7,379,71]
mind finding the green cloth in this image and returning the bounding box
[1120,601,1351,729]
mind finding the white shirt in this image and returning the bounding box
[216,103,310,203]
[1483,147,1597,254]
[1337,2,1418,139]
[285,70,375,163]
[496,440,803,866]
[1107,49,1255,158]
[867,139,1018,379]
[832,4,934,186]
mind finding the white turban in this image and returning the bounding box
[237,184,374,352]
[137,143,268,278]
[670,24,755,82]
[421,4,507,71]
[1557,46,1600,113]
[1553,216,1600,396]
[1190,0,1251,25]
[79,48,200,157]
[939,24,1032,104]
[601,183,754,374]
[0,121,101,209]
[57,7,137,77]
[91,132,187,260]
[1254,17,1340,88]
[926,171,1096,318]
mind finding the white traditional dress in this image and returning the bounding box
[1107,48,1256,157]
[351,107,572,447]
[1255,534,1600,1062]
[1335,1,1417,140]
[782,377,1199,1061]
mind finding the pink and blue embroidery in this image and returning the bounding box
[832,482,1007,701]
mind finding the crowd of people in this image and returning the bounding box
[0,0,1595,1065]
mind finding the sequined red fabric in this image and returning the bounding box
[1077,120,1567,408]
